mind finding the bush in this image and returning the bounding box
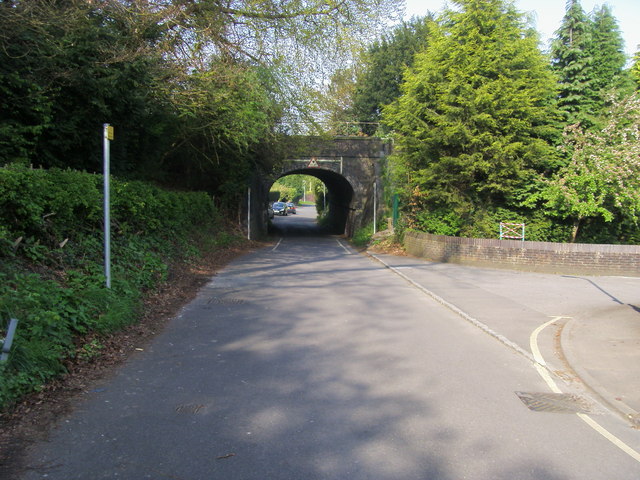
[409,204,573,243]
[0,165,102,243]
[350,217,388,248]
[269,183,297,203]
[351,223,375,247]
[0,164,226,410]
[0,271,137,406]
[414,209,463,236]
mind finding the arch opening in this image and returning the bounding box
[268,169,354,236]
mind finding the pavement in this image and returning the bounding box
[366,250,640,428]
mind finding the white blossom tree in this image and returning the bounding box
[532,92,640,242]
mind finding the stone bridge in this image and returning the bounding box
[249,136,391,238]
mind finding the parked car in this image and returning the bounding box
[267,204,274,219]
[286,202,296,214]
[272,201,288,216]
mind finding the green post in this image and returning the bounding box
[392,194,399,228]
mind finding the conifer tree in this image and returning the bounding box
[590,5,631,97]
[550,0,597,128]
[631,49,640,89]
[351,15,433,127]
[384,0,560,231]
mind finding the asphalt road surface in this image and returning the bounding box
[20,205,640,479]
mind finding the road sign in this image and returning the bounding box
[307,158,319,168]
[103,123,112,288]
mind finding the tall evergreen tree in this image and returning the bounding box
[631,49,640,89]
[590,5,631,97]
[550,0,597,128]
[351,15,433,126]
[384,0,560,233]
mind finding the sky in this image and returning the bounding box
[403,0,640,59]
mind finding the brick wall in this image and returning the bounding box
[404,231,640,277]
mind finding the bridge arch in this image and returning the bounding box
[273,167,355,234]
[249,137,391,238]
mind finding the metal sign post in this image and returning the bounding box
[323,183,326,211]
[103,124,114,289]
[373,181,377,235]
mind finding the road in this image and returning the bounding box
[20,205,640,479]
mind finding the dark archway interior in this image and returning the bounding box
[269,168,354,236]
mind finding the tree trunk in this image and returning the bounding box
[570,218,581,243]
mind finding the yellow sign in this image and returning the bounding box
[106,125,114,140]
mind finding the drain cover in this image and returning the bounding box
[207,297,245,306]
[175,403,206,414]
[515,392,593,414]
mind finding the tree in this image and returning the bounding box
[383,0,561,233]
[589,5,632,100]
[528,92,640,242]
[0,0,175,172]
[316,66,363,135]
[127,0,404,129]
[350,15,434,130]
[550,0,597,128]
[1,0,402,207]
[631,49,640,89]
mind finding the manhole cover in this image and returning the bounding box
[515,391,593,414]
[207,297,245,306]
[175,403,206,414]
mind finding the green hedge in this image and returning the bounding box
[0,164,228,410]
[409,205,573,243]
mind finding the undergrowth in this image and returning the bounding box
[0,164,239,410]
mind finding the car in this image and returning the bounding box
[286,202,296,214]
[272,201,288,216]
[267,205,274,219]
